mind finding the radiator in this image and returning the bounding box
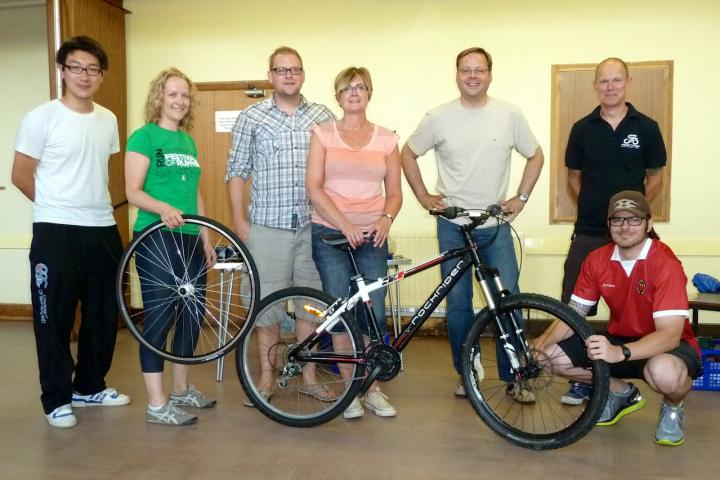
[387,232,524,317]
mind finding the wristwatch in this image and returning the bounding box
[517,192,529,203]
[621,345,632,361]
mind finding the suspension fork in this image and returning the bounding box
[468,245,531,376]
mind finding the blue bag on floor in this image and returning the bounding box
[692,273,720,293]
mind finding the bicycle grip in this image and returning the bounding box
[429,206,465,219]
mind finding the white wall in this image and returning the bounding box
[1,0,719,322]
[0,5,48,303]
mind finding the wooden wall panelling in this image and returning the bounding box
[550,61,673,223]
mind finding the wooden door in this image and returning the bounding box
[46,0,130,244]
[191,81,273,230]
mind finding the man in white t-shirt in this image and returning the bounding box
[401,47,544,400]
[12,36,130,428]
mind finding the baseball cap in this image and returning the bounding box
[607,190,652,218]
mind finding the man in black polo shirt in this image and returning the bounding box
[559,57,667,405]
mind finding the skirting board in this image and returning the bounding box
[0,303,32,321]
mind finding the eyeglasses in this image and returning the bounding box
[270,66,304,76]
[62,64,102,77]
[608,216,646,227]
[339,83,368,94]
[458,67,489,76]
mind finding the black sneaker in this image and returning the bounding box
[596,382,646,426]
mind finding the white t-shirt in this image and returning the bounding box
[15,99,119,226]
[407,97,539,226]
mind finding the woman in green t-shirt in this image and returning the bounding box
[125,68,216,426]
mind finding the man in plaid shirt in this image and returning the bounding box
[226,46,335,405]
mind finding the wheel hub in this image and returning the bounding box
[177,283,195,297]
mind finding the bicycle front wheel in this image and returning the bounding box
[461,293,609,450]
[236,287,365,427]
[116,215,259,364]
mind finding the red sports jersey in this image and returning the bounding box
[572,239,700,356]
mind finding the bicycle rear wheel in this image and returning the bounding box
[461,293,609,450]
[116,215,259,363]
[236,287,365,427]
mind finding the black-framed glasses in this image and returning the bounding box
[270,66,304,76]
[608,216,645,227]
[339,83,368,94]
[62,64,103,77]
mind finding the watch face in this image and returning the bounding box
[518,193,529,202]
[622,345,631,360]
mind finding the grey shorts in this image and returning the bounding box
[246,223,322,327]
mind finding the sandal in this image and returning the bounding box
[299,384,337,402]
[243,389,271,408]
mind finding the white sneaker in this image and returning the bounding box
[343,397,364,419]
[473,353,485,383]
[72,387,131,407]
[454,382,466,397]
[364,389,397,417]
[45,404,77,428]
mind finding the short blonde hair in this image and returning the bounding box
[143,67,198,131]
[268,46,303,70]
[334,66,373,100]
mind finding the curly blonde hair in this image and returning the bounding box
[143,67,198,131]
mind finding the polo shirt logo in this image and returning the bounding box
[621,134,640,149]
[637,279,646,295]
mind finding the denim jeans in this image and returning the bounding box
[134,230,207,372]
[437,218,519,381]
[311,223,388,338]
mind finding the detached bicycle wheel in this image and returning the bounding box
[461,293,609,450]
[116,215,259,364]
[236,287,364,427]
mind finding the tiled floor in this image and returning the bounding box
[1,320,718,479]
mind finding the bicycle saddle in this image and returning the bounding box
[320,232,375,248]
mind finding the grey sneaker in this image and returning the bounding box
[146,402,197,426]
[597,382,647,425]
[654,402,685,446]
[454,382,466,397]
[169,384,216,408]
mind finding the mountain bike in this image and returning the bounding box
[235,206,609,450]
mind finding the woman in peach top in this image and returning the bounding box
[306,66,402,420]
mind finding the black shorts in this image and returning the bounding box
[557,333,703,380]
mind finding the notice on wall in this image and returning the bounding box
[215,111,242,133]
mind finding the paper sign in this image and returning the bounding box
[215,110,242,133]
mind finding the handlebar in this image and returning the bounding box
[429,204,504,220]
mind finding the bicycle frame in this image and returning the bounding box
[290,218,529,374]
